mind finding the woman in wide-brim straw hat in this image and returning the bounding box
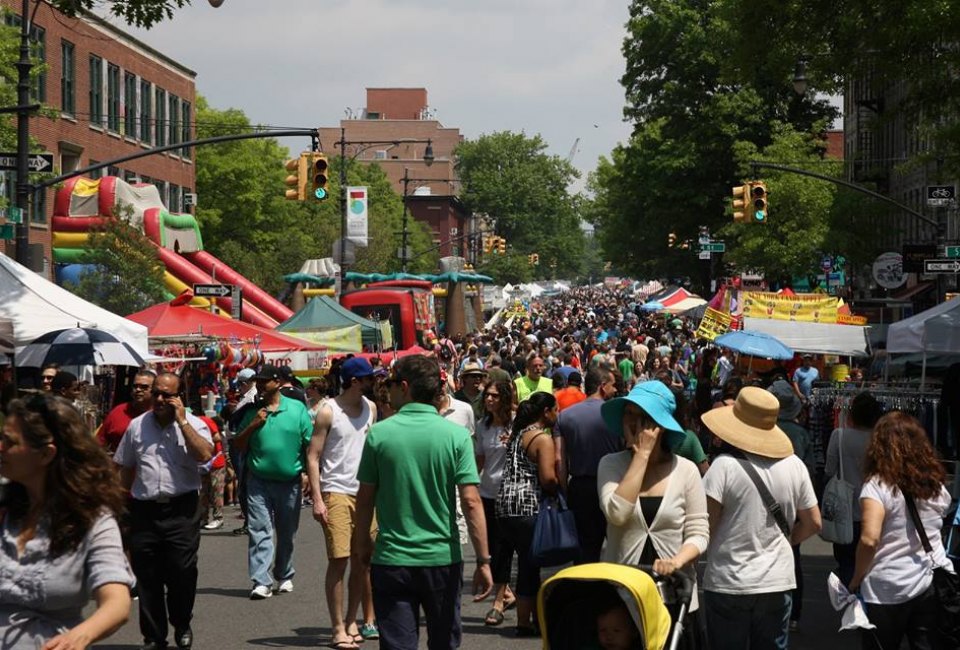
[699,386,822,650]
[598,380,709,649]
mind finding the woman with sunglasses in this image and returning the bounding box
[0,394,133,649]
[474,378,518,626]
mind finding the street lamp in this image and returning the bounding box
[336,128,433,279]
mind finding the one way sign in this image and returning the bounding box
[924,259,960,274]
[0,152,54,173]
[193,283,232,297]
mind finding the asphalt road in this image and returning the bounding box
[93,505,859,649]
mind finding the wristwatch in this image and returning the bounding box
[476,556,492,566]
[177,419,189,428]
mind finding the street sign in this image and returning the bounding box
[5,207,22,224]
[230,285,243,321]
[701,242,725,253]
[946,246,960,258]
[0,224,13,240]
[821,255,833,271]
[193,283,232,297]
[698,251,712,260]
[924,259,960,274]
[927,185,956,207]
[0,152,54,172]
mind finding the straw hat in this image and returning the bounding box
[700,386,794,459]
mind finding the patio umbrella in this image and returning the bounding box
[16,327,146,367]
[714,330,794,360]
[640,301,665,312]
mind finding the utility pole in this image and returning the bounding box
[14,0,32,267]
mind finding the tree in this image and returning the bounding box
[65,210,168,315]
[48,0,190,28]
[455,131,585,281]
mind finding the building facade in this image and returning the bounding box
[317,88,471,261]
[0,1,196,274]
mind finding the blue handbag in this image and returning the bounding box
[530,493,580,567]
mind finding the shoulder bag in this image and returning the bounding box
[904,493,960,646]
[820,429,856,544]
[530,492,580,567]
[732,451,791,540]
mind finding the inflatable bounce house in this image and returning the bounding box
[51,176,293,328]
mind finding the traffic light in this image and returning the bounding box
[749,181,768,223]
[284,155,308,201]
[497,237,506,255]
[668,232,677,248]
[532,253,540,265]
[483,236,493,254]
[309,153,330,201]
[731,184,748,222]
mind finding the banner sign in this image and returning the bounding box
[346,186,368,246]
[741,292,839,323]
[696,307,734,341]
[836,314,868,326]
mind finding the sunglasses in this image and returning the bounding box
[151,389,179,400]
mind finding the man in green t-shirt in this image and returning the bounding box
[514,353,553,402]
[355,355,493,649]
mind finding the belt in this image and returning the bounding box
[570,475,597,480]
[138,492,195,505]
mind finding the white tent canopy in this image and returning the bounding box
[0,254,149,355]
[742,317,871,357]
[886,297,960,354]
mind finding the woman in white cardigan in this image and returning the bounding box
[599,380,709,649]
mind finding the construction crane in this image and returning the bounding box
[566,137,580,165]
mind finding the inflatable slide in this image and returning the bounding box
[51,176,293,328]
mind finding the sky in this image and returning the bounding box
[114,0,636,193]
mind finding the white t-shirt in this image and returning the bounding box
[319,397,374,495]
[859,478,954,605]
[474,418,512,500]
[702,453,817,595]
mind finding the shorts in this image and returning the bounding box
[321,492,377,559]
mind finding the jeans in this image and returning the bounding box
[704,590,792,650]
[860,584,939,650]
[246,472,302,588]
[371,563,463,650]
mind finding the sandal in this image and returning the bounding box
[484,608,505,626]
[503,596,517,611]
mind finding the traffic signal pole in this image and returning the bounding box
[14,0,33,266]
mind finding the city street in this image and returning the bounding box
[96,505,856,649]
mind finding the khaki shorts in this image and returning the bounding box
[321,492,377,559]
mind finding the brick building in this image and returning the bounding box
[317,88,472,260]
[0,2,196,274]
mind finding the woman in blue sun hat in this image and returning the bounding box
[598,380,709,649]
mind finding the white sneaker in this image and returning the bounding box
[250,585,273,600]
[276,579,294,593]
[202,519,223,530]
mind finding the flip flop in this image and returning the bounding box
[326,640,359,650]
[484,608,505,626]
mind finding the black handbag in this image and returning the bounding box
[904,494,960,646]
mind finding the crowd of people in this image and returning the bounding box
[0,284,956,650]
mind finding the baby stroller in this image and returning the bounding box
[538,563,693,650]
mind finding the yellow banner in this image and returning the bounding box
[283,325,362,353]
[741,292,839,323]
[696,307,734,341]
[836,314,868,326]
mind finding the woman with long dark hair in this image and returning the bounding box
[848,412,955,650]
[0,394,133,648]
[495,391,559,637]
[474,378,517,626]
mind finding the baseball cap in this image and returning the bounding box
[237,368,256,382]
[255,364,282,381]
[341,357,375,381]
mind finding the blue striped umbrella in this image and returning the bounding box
[16,327,145,367]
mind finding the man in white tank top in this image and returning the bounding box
[306,357,379,648]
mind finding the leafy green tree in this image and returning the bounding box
[48,0,190,28]
[477,250,533,285]
[455,131,585,281]
[66,211,168,315]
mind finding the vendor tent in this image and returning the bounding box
[277,296,393,352]
[127,298,324,353]
[743,317,871,357]
[0,254,148,355]
[886,297,960,354]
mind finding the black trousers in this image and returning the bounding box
[861,585,940,650]
[567,475,605,564]
[129,492,202,644]
[481,497,515,585]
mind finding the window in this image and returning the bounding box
[169,184,181,212]
[181,101,191,159]
[153,179,166,205]
[60,40,74,115]
[7,17,45,102]
[123,72,136,136]
[88,160,102,179]
[154,87,166,147]
[89,55,103,126]
[106,63,120,132]
[123,170,138,184]
[139,79,151,143]
[31,189,45,225]
[168,93,179,150]
[107,166,120,178]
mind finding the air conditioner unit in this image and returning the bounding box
[183,193,197,206]
[374,150,387,160]
[449,227,458,235]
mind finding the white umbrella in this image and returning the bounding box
[16,327,146,368]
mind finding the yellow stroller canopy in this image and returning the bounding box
[538,562,672,650]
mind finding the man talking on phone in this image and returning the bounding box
[115,371,214,650]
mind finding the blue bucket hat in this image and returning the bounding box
[601,381,687,449]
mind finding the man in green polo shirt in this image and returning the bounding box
[514,353,553,403]
[234,364,313,600]
[354,354,493,649]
